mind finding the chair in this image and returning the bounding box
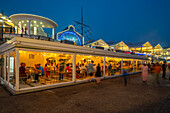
[19,74,27,84]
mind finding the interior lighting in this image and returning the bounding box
[31,24,32,26]
[37,25,39,27]
[42,25,44,27]
[1,16,6,19]
[34,21,36,23]
[7,20,12,22]
[22,21,24,23]
[40,22,42,24]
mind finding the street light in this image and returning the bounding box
[0,18,4,41]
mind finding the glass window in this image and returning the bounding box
[9,51,15,88]
[123,59,134,73]
[19,50,73,89]
[134,60,142,72]
[76,55,104,81]
[105,57,122,76]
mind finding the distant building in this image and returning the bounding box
[85,39,109,49]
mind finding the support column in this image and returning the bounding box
[52,27,55,39]
[133,60,135,72]
[136,60,138,71]
[72,53,76,82]
[4,53,6,82]
[15,48,19,90]
[7,52,10,84]
[121,58,123,74]
[28,20,31,37]
[103,56,106,77]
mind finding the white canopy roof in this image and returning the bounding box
[10,14,58,28]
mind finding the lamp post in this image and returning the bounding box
[0,18,4,41]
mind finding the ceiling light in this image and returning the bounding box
[22,21,24,23]
[7,20,12,22]
[1,16,6,19]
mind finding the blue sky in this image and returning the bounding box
[1,0,170,47]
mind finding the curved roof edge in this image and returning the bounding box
[9,13,58,27]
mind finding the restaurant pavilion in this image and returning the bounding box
[0,36,148,94]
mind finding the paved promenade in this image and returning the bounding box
[0,70,169,113]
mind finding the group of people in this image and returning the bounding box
[141,61,169,84]
[19,61,75,83]
[19,63,44,83]
[76,61,102,84]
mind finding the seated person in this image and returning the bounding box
[66,64,71,72]
[34,64,40,82]
[65,64,72,77]
[19,63,28,83]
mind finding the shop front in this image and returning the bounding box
[0,37,148,94]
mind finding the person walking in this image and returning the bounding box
[141,64,149,84]
[151,62,155,73]
[122,63,130,86]
[153,63,162,84]
[95,63,101,84]
[162,61,167,79]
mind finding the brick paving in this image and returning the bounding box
[0,70,169,113]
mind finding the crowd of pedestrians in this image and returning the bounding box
[141,61,169,84]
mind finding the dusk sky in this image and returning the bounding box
[1,0,170,47]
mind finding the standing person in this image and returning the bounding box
[80,63,87,78]
[141,64,149,84]
[87,61,95,82]
[95,63,101,84]
[162,61,167,79]
[147,63,151,71]
[13,27,15,34]
[37,64,44,81]
[59,61,65,81]
[10,26,12,34]
[151,62,155,73]
[44,64,50,78]
[108,64,112,76]
[21,27,24,34]
[153,63,162,84]
[25,27,27,34]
